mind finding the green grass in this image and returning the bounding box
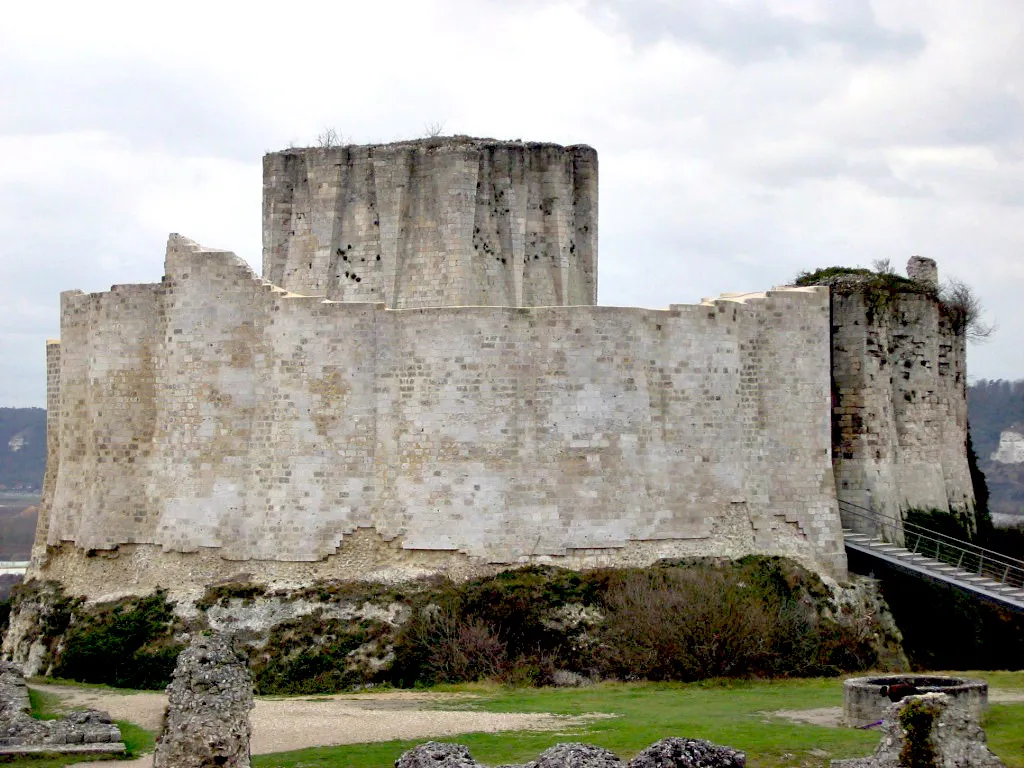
[27,687,64,720]
[252,674,1024,768]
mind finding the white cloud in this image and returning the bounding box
[1,0,1022,406]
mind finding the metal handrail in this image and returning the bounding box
[839,499,1024,591]
[838,498,1022,564]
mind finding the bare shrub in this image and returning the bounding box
[590,567,827,681]
[423,120,446,138]
[316,127,343,149]
[871,258,896,275]
[941,278,995,342]
[416,605,506,683]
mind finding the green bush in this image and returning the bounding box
[51,590,184,689]
[250,612,388,694]
[587,559,871,681]
[390,557,878,689]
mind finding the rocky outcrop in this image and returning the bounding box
[394,738,745,768]
[0,661,122,752]
[395,741,482,768]
[153,633,254,768]
[532,742,625,767]
[629,737,746,767]
[832,692,1004,768]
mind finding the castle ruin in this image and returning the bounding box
[28,137,975,597]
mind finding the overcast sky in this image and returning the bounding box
[1,0,1021,407]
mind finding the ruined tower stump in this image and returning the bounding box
[153,634,254,768]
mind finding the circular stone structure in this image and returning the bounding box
[843,675,987,727]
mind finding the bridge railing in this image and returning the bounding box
[838,499,1024,591]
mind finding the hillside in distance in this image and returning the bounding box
[968,380,1024,518]
[0,408,45,492]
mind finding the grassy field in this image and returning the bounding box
[10,673,1023,767]
[252,674,1024,768]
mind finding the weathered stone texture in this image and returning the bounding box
[831,692,1004,768]
[395,741,481,768]
[394,739,745,768]
[531,742,625,767]
[0,661,122,750]
[830,266,974,534]
[33,233,846,590]
[263,138,598,309]
[628,737,746,768]
[29,138,981,597]
[153,633,254,768]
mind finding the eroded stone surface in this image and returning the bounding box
[395,741,480,768]
[627,737,746,767]
[23,137,977,604]
[153,633,254,768]
[0,661,121,750]
[33,234,846,589]
[530,742,625,767]
[831,692,1005,768]
[264,139,598,309]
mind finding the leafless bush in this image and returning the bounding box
[316,127,344,149]
[591,568,825,681]
[417,605,506,683]
[941,278,995,342]
[871,258,896,275]
[423,120,446,138]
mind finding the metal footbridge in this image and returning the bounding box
[839,500,1024,612]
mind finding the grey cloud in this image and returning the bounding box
[937,89,1024,146]
[584,0,924,63]
[0,56,267,160]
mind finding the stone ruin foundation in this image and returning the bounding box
[153,632,254,768]
[0,660,123,756]
[843,674,988,727]
[395,737,746,768]
[832,692,1004,768]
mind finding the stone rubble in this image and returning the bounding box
[153,633,254,768]
[394,737,746,768]
[628,737,746,767]
[0,660,122,751]
[531,742,625,768]
[831,692,1005,768]
[395,741,482,768]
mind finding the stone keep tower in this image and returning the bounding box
[263,138,598,309]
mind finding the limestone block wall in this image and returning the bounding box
[263,138,598,309]
[30,342,61,553]
[830,288,974,533]
[33,236,847,590]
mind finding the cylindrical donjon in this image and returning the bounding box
[262,137,598,308]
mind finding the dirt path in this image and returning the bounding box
[31,683,608,767]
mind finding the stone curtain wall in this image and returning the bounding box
[831,289,974,530]
[33,237,846,590]
[262,139,598,309]
[30,342,61,553]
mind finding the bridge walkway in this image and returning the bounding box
[839,500,1024,613]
